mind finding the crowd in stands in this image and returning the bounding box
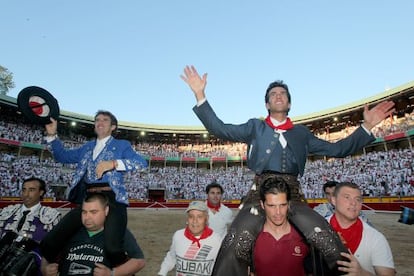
[133,142,248,158]
[0,119,44,144]
[2,149,413,201]
[0,154,74,199]
[1,115,414,201]
[301,148,414,198]
[125,166,254,200]
[315,112,414,142]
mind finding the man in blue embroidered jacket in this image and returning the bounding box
[40,110,147,267]
[181,65,395,275]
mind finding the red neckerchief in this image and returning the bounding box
[330,214,363,254]
[207,200,220,212]
[265,116,294,130]
[184,226,213,248]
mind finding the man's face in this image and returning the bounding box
[261,192,289,227]
[94,114,115,139]
[325,186,336,205]
[332,187,362,222]
[81,200,109,232]
[186,210,208,236]
[265,87,291,115]
[21,180,43,208]
[207,187,222,206]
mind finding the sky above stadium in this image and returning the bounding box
[2,1,413,127]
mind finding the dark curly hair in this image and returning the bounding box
[259,174,291,202]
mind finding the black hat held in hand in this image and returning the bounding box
[17,86,60,125]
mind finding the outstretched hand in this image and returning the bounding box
[362,100,395,131]
[180,65,208,102]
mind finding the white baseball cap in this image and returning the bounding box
[186,201,208,213]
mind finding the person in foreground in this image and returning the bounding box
[205,181,233,239]
[41,193,145,276]
[252,175,309,276]
[40,110,147,267]
[158,201,222,276]
[329,182,395,276]
[0,177,61,275]
[315,180,372,225]
[181,65,395,275]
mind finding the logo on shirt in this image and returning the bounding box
[292,245,303,256]
[176,257,214,275]
[67,262,92,275]
[176,244,215,275]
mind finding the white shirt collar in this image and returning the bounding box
[22,202,41,213]
[96,136,111,146]
[270,117,287,126]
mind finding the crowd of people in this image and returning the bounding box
[1,175,396,275]
[2,149,413,201]
[1,107,414,202]
[2,109,414,158]
[0,66,405,275]
[0,177,146,275]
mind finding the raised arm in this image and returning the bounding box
[180,65,208,102]
[45,117,58,136]
[362,101,395,131]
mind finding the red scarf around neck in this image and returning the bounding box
[330,214,363,254]
[207,200,220,212]
[265,115,294,130]
[184,226,213,248]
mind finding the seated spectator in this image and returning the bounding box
[40,110,148,268]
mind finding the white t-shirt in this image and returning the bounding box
[353,220,395,274]
[158,228,223,276]
[207,203,233,238]
[327,216,395,274]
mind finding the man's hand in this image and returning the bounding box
[94,263,112,276]
[42,262,59,276]
[180,65,208,102]
[337,251,371,276]
[45,117,58,136]
[96,160,115,179]
[362,100,395,131]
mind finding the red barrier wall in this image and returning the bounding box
[1,200,413,211]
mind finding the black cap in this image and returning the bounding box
[17,86,60,125]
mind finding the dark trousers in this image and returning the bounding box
[212,173,347,276]
[40,190,128,266]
